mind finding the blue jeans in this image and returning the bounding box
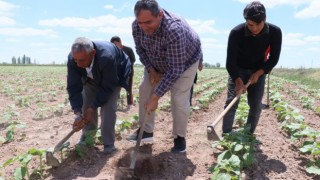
[222,69,266,133]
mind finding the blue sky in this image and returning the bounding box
[0,0,319,68]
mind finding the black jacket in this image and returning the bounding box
[226,22,282,81]
[67,41,131,113]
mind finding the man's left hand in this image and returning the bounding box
[198,63,203,71]
[250,69,265,84]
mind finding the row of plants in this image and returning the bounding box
[197,85,226,109]
[270,81,320,176]
[281,81,320,116]
[210,95,258,179]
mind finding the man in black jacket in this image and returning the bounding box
[110,36,136,107]
[67,37,131,154]
[223,1,282,134]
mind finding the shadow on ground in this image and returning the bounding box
[244,144,287,180]
[47,147,109,179]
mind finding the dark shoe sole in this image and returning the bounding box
[127,137,154,143]
[104,147,117,155]
[171,148,186,154]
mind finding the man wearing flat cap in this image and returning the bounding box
[222,1,282,134]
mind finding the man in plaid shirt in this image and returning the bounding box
[127,0,202,153]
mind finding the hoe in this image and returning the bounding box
[262,72,271,109]
[46,129,77,167]
[119,112,149,177]
[207,81,251,141]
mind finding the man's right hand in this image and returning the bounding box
[73,113,85,131]
[235,78,247,96]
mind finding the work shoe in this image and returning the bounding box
[126,128,153,143]
[103,145,117,155]
[77,135,86,145]
[171,136,186,153]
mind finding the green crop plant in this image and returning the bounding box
[299,140,320,175]
[0,121,25,144]
[115,114,139,139]
[74,129,101,158]
[1,105,19,125]
[299,96,314,110]
[52,104,65,116]
[211,153,241,180]
[315,107,320,116]
[159,101,171,112]
[15,96,32,108]
[211,126,258,179]
[2,148,46,180]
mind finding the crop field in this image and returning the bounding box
[0,66,320,179]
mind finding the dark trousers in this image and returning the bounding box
[189,73,198,105]
[127,69,134,105]
[82,81,121,146]
[222,69,266,133]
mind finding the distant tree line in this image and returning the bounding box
[11,55,35,64]
[203,62,221,68]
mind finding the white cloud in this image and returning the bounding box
[236,0,320,19]
[308,47,320,52]
[284,33,320,47]
[0,27,57,38]
[103,2,133,13]
[113,2,133,12]
[295,1,320,18]
[187,19,220,34]
[97,26,132,36]
[304,35,320,43]
[38,15,134,31]
[4,38,19,42]
[104,5,114,10]
[283,33,306,46]
[29,42,46,47]
[201,38,226,49]
[0,1,19,16]
[0,16,16,26]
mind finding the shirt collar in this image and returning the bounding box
[245,22,269,37]
[86,57,94,70]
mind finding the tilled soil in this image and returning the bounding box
[1,84,320,180]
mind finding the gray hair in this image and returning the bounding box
[134,0,161,17]
[71,37,94,54]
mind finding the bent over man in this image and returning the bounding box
[67,37,131,154]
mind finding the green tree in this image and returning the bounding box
[11,56,17,64]
[22,54,26,64]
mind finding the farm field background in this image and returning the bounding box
[0,66,320,179]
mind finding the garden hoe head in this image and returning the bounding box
[207,125,221,141]
[46,129,76,167]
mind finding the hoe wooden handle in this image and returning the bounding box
[53,129,76,152]
[209,81,251,128]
